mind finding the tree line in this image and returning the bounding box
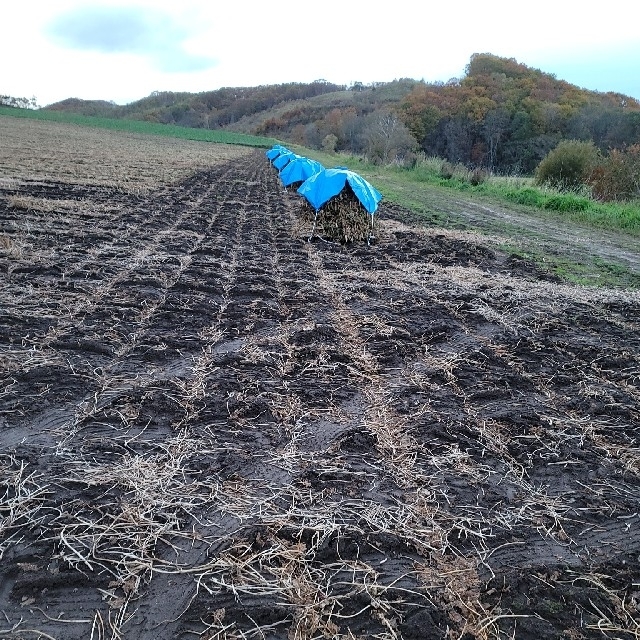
[1,95,39,109]
[400,53,640,174]
[36,54,640,179]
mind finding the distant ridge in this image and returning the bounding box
[43,54,640,174]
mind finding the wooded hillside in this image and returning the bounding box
[42,54,640,174]
[401,54,640,173]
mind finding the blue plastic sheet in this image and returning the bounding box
[280,157,324,187]
[273,152,299,170]
[266,145,289,161]
[297,168,383,214]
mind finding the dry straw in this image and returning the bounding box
[303,187,375,244]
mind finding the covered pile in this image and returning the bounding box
[264,146,383,244]
[307,184,374,243]
[280,157,324,189]
[297,167,382,244]
[265,145,289,161]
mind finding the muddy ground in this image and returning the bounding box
[1,139,640,639]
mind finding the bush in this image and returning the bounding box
[589,145,640,202]
[416,155,445,174]
[535,140,601,191]
[401,152,419,168]
[469,167,488,185]
[322,133,338,153]
[439,161,454,179]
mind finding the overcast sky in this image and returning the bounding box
[3,0,640,107]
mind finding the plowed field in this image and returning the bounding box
[1,117,640,640]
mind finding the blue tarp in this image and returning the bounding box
[297,168,383,214]
[266,145,289,161]
[280,157,324,187]
[273,152,299,170]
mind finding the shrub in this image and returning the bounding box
[535,140,601,191]
[589,145,640,201]
[321,133,338,153]
[439,161,454,179]
[401,152,419,169]
[416,155,445,174]
[469,167,488,185]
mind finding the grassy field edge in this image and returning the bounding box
[0,106,278,148]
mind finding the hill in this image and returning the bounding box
[43,54,640,174]
[45,81,350,129]
[44,97,119,117]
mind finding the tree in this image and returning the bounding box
[442,117,475,164]
[340,110,365,153]
[482,109,510,170]
[1,95,39,109]
[304,123,323,149]
[362,110,416,164]
[322,134,338,153]
[465,53,532,80]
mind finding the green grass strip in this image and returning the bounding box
[339,156,640,237]
[0,106,278,148]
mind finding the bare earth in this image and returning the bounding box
[1,117,640,639]
[435,191,640,280]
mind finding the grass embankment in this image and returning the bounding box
[0,106,278,148]
[297,148,640,288]
[304,151,640,236]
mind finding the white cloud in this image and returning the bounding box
[46,4,216,72]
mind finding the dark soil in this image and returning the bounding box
[1,150,639,639]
